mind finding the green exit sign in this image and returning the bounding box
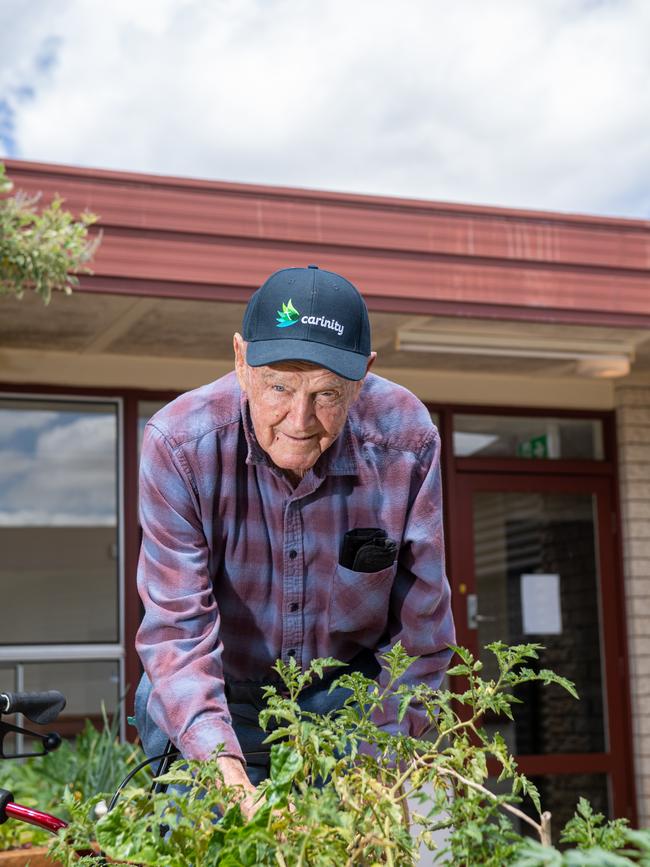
[517,434,548,459]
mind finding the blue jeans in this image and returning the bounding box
[135,673,352,786]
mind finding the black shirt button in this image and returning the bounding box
[289,549,298,559]
[289,602,299,612]
[288,648,296,657]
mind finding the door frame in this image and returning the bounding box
[451,470,636,822]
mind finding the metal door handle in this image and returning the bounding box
[467,594,497,629]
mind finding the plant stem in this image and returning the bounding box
[387,757,422,797]
[397,784,411,830]
[438,766,546,842]
[431,716,478,752]
[296,833,309,867]
[383,817,395,867]
[386,748,549,845]
[540,811,552,846]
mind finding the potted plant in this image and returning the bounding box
[0,708,148,867]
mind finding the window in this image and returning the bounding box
[453,414,604,460]
[0,396,123,737]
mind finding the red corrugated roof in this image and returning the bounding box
[6,158,650,326]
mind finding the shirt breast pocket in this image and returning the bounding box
[328,561,398,646]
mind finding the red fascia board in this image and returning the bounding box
[6,161,650,273]
[5,158,650,320]
[79,275,650,327]
[86,231,650,314]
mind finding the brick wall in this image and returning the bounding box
[616,383,650,825]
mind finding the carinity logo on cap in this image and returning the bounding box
[276,299,300,327]
[275,299,345,336]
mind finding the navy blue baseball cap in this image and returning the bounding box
[242,265,372,380]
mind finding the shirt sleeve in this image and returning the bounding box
[135,423,244,763]
[371,429,456,738]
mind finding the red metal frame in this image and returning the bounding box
[430,404,636,822]
[456,458,613,476]
[122,393,142,736]
[451,470,636,823]
[605,408,637,820]
[5,801,67,834]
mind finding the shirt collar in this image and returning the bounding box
[241,393,269,467]
[240,392,358,477]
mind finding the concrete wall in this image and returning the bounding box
[616,383,650,825]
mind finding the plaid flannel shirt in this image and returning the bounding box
[136,371,455,762]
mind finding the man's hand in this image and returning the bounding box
[216,755,260,821]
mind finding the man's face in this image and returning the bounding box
[234,334,372,479]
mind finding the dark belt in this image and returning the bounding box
[224,647,381,706]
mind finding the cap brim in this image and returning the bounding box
[246,338,369,381]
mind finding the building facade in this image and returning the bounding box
[2,159,650,828]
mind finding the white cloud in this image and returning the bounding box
[1,0,649,216]
[0,449,33,483]
[0,414,117,526]
[0,509,115,526]
[0,409,60,444]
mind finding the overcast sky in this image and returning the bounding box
[1,0,649,218]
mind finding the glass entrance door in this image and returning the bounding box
[453,474,634,830]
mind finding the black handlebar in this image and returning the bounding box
[0,691,66,725]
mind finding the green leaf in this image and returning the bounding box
[512,773,541,816]
[269,743,302,786]
[445,663,472,677]
[449,644,475,667]
[397,692,412,723]
[511,839,564,865]
[380,640,419,680]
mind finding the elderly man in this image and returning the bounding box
[134,265,455,813]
